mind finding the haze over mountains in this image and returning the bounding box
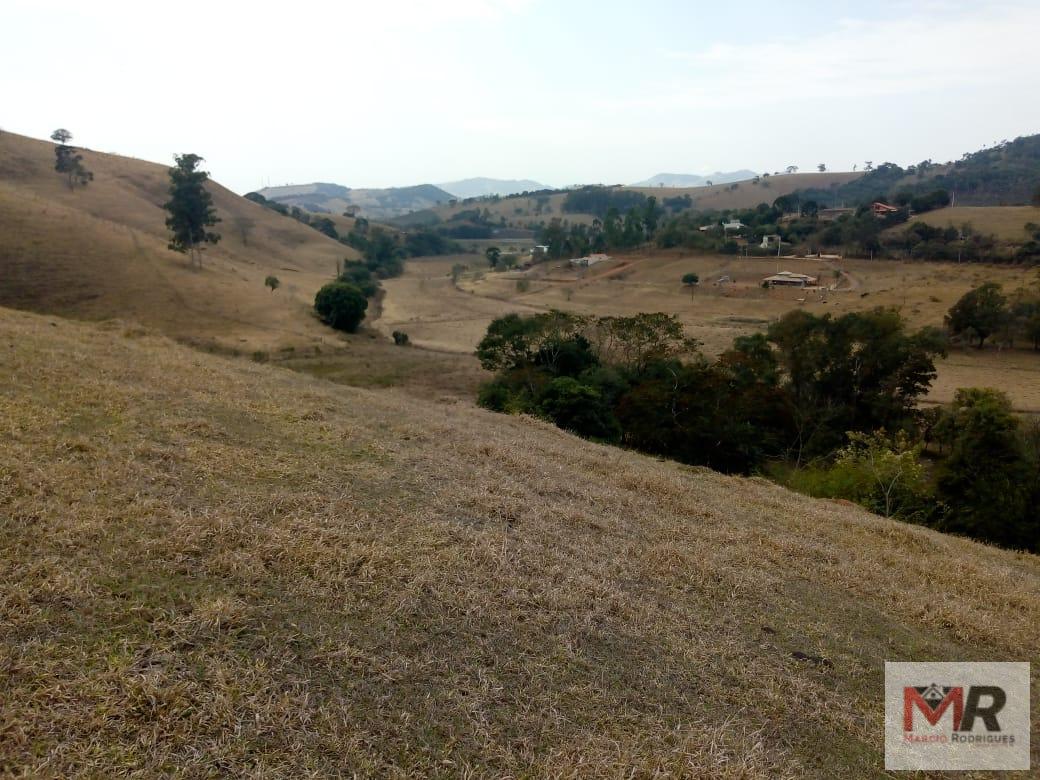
[632,171,759,187]
[257,182,453,220]
[437,177,548,199]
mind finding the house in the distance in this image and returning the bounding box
[763,271,818,288]
[722,219,745,233]
[760,234,782,250]
[871,201,899,218]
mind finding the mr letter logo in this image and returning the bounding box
[885,662,1030,770]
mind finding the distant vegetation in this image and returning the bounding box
[476,306,1039,551]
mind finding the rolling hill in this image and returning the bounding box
[437,177,549,199]
[2,303,1038,776]
[258,181,453,220]
[632,170,758,187]
[0,131,355,352]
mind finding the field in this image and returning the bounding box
[0,131,355,353]
[901,205,1040,241]
[2,304,1038,777]
[376,253,1040,410]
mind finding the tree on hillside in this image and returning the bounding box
[681,272,699,286]
[786,165,798,174]
[314,282,368,332]
[864,161,874,171]
[485,246,502,269]
[936,388,1035,550]
[50,128,93,190]
[946,283,1008,348]
[265,275,280,293]
[164,154,220,269]
[817,163,827,172]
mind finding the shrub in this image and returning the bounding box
[392,330,410,346]
[537,377,621,442]
[314,282,368,332]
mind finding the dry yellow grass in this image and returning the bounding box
[381,253,1040,411]
[1,305,1038,777]
[903,206,1040,242]
[0,131,357,353]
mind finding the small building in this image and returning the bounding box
[871,201,899,218]
[760,234,782,250]
[722,219,745,233]
[763,271,818,288]
[530,244,549,259]
[569,253,610,268]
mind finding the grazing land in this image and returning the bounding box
[901,205,1040,242]
[2,304,1038,777]
[376,253,1040,410]
[0,131,352,353]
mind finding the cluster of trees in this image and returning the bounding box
[50,129,93,190]
[947,282,1040,349]
[561,186,648,218]
[475,307,1038,550]
[538,197,664,258]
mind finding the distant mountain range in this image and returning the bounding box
[632,171,758,188]
[256,182,453,220]
[436,177,549,199]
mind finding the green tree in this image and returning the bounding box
[946,283,1008,348]
[936,388,1035,550]
[485,246,502,269]
[164,154,221,269]
[538,377,620,442]
[51,128,93,190]
[264,275,280,293]
[643,196,662,239]
[314,282,368,332]
[817,163,827,172]
[681,272,699,286]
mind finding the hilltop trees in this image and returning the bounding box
[50,128,93,190]
[164,154,220,269]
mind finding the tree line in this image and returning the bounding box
[474,307,1039,552]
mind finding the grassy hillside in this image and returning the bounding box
[900,205,1040,242]
[402,172,863,230]
[258,182,453,220]
[0,132,357,352]
[2,304,1037,776]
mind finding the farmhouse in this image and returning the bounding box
[722,219,745,232]
[763,271,818,288]
[569,253,609,268]
[871,201,899,217]
[760,234,782,250]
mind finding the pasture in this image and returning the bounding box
[376,252,1040,410]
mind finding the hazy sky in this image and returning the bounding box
[4,0,1040,193]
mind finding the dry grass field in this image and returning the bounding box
[0,132,356,353]
[2,304,1038,777]
[902,206,1040,242]
[379,253,1040,410]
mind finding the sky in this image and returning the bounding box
[3,0,1040,193]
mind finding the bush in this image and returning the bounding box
[477,379,513,412]
[314,282,368,332]
[537,377,621,442]
[392,330,410,346]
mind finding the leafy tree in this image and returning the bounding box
[786,165,798,174]
[485,246,502,268]
[164,154,221,268]
[392,330,410,346]
[314,282,368,332]
[936,388,1035,550]
[681,272,699,286]
[538,377,620,442]
[643,196,662,239]
[50,129,93,190]
[946,283,1008,347]
[818,163,827,172]
[362,229,404,277]
[338,261,379,298]
[264,275,280,293]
